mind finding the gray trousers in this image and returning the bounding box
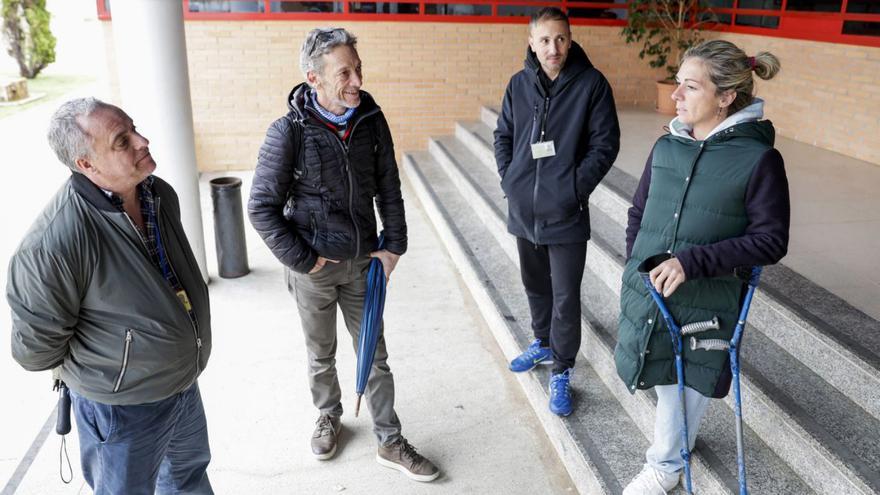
[289,256,402,446]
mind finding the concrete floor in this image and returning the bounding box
[0,97,576,493]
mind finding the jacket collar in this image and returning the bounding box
[71,172,118,212]
[287,82,380,125]
[70,173,158,212]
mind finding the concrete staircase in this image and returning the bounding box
[401,105,880,494]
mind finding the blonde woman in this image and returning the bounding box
[615,40,790,494]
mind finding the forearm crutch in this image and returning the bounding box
[689,266,762,495]
[637,254,720,495]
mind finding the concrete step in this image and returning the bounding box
[404,151,651,494]
[421,126,880,494]
[467,107,880,425]
[407,144,811,494]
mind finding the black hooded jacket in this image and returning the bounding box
[494,41,620,244]
[249,83,407,273]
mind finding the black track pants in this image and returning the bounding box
[516,238,587,373]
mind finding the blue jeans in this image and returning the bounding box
[646,384,712,474]
[70,383,213,495]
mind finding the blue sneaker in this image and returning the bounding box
[509,339,552,372]
[549,369,573,416]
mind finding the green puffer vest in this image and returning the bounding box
[614,120,774,398]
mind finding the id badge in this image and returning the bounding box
[531,140,556,159]
[176,289,193,312]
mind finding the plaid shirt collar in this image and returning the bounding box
[101,176,159,265]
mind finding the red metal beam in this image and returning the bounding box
[95,0,880,48]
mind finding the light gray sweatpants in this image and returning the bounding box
[289,256,402,446]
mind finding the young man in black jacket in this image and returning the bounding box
[494,7,620,416]
[248,28,438,482]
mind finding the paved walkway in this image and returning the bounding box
[0,91,575,493]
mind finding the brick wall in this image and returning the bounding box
[715,32,880,166]
[101,22,880,169]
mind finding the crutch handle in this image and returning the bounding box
[691,337,730,352]
[681,316,720,336]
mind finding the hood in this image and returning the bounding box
[524,41,592,95]
[286,82,379,120]
[669,98,772,144]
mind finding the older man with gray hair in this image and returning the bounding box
[7,98,213,494]
[248,28,439,482]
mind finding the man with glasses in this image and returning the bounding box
[249,28,439,482]
[495,7,620,416]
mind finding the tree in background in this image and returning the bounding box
[620,0,715,81]
[2,0,56,79]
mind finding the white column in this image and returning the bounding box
[109,0,208,282]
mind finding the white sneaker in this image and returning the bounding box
[622,465,680,495]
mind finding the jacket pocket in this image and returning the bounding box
[113,329,134,393]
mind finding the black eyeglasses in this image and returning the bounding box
[306,28,344,57]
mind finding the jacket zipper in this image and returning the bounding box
[154,198,203,373]
[124,214,150,256]
[532,96,551,243]
[114,329,133,392]
[322,109,377,258]
[335,140,360,258]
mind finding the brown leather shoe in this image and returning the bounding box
[376,437,440,482]
[310,414,340,460]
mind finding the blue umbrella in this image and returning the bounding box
[354,234,386,417]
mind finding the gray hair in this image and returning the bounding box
[299,27,358,78]
[47,97,113,173]
[683,40,781,116]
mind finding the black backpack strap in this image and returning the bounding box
[284,112,304,180]
[282,113,305,218]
